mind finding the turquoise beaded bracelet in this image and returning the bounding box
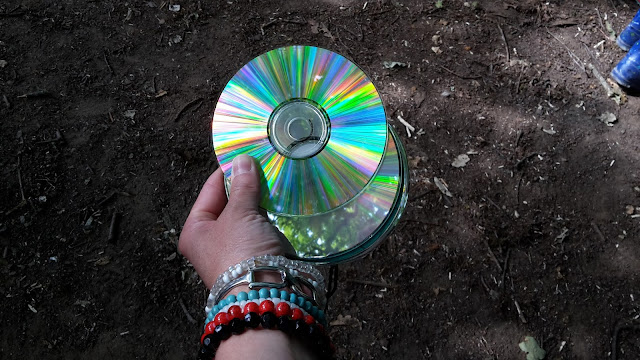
[206,289,327,326]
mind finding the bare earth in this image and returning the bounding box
[1,0,639,359]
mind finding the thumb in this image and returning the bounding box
[228,154,261,213]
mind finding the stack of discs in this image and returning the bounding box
[212,46,408,264]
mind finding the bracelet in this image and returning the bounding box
[205,255,326,315]
[205,291,327,326]
[198,299,334,360]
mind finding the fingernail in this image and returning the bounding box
[232,154,254,176]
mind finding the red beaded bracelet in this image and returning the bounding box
[198,299,334,360]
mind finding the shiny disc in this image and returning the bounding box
[212,46,387,216]
[268,125,409,263]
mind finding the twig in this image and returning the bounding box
[587,63,615,98]
[437,64,482,80]
[17,90,51,99]
[484,197,506,215]
[178,299,197,324]
[173,97,203,122]
[346,279,396,288]
[591,221,607,242]
[103,50,115,75]
[515,152,538,170]
[485,241,503,272]
[17,156,26,201]
[595,8,605,32]
[545,28,586,72]
[515,63,525,94]
[516,176,523,204]
[513,298,527,323]
[108,211,120,243]
[260,18,306,35]
[497,24,510,62]
[2,94,10,108]
[500,249,511,289]
[97,191,117,207]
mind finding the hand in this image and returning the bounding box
[178,154,294,289]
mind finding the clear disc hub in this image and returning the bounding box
[268,99,330,159]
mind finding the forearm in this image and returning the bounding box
[215,329,316,360]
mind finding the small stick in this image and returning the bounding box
[346,279,396,288]
[437,64,482,80]
[588,63,615,98]
[17,156,25,201]
[179,299,197,324]
[595,8,605,32]
[484,197,506,215]
[97,191,117,207]
[513,298,527,323]
[545,28,586,72]
[591,221,607,242]
[479,275,491,293]
[497,24,510,62]
[515,152,538,170]
[108,211,120,243]
[515,63,525,94]
[485,241,503,272]
[173,97,203,122]
[500,249,511,289]
[103,50,115,75]
[17,90,51,99]
[2,94,10,108]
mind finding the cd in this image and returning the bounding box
[212,46,387,216]
[268,125,408,263]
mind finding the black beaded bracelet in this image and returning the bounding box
[198,311,334,360]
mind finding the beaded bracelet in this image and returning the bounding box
[205,255,327,315]
[198,299,334,360]
[205,291,327,326]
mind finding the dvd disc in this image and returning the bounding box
[268,125,408,263]
[212,46,387,216]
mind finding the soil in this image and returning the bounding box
[1,0,639,359]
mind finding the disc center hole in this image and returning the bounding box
[287,117,313,140]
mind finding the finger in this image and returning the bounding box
[226,154,261,214]
[189,167,227,221]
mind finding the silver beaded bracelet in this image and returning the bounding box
[205,255,326,315]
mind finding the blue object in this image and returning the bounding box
[237,291,248,301]
[258,288,270,298]
[280,290,288,299]
[611,39,640,90]
[269,288,279,298]
[617,9,640,51]
[225,294,237,304]
[248,289,259,300]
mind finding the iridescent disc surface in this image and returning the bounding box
[212,46,387,216]
[268,125,408,263]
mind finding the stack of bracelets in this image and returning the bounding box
[198,255,334,359]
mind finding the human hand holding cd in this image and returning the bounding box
[178,154,294,289]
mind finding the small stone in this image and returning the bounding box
[431,46,443,54]
[0,60,8,68]
[625,205,635,215]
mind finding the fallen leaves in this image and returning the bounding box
[451,154,470,168]
[519,336,546,360]
[598,112,617,127]
[434,177,452,197]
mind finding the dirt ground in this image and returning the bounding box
[1,0,639,359]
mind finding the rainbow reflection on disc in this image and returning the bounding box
[212,46,387,216]
[268,125,409,263]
